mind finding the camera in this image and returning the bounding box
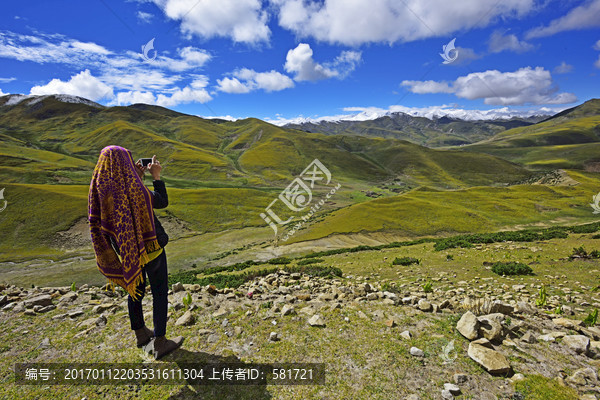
[138,158,153,167]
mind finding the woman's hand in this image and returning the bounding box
[147,155,162,180]
[134,160,146,179]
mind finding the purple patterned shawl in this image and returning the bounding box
[88,146,159,300]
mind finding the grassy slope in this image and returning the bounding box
[463,99,600,169]
[286,170,600,243]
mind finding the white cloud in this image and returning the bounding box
[217,68,294,93]
[488,30,533,53]
[153,0,270,43]
[30,69,114,100]
[150,47,212,71]
[156,85,212,106]
[526,0,600,39]
[402,67,577,105]
[0,77,16,83]
[595,39,600,51]
[215,77,251,94]
[111,90,157,106]
[272,0,535,45]
[596,55,600,69]
[554,61,573,74]
[0,88,6,96]
[70,41,111,55]
[137,11,154,24]
[266,104,566,126]
[401,80,453,94]
[284,43,361,81]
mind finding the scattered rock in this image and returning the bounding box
[489,301,513,315]
[520,331,537,344]
[410,347,424,357]
[443,383,460,395]
[562,335,590,354]
[171,282,184,293]
[515,302,536,315]
[281,304,295,316]
[566,367,598,386]
[467,338,511,375]
[553,317,583,330]
[457,311,479,340]
[175,310,195,326]
[400,330,412,340]
[269,332,280,341]
[417,299,432,312]
[477,315,503,342]
[453,373,468,384]
[24,294,52,308]
[37,305,56,313]
[384,319,396,328]
[308,314,325,327]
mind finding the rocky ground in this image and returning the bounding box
[1,267,599,399]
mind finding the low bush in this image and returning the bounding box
[392,256,420,266]
[491,261,534,276]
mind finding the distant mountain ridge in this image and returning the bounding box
[284,112,546,147]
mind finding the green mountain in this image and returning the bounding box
[284,112,543,147]
[0,94,598,272]
[464,99,600,170]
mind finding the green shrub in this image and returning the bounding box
[570,246,600,259]
[182,292,192,309]
[491,262,533,276]
[422,281,433,293]
[583,309,598,327]
[70,282,76,292]
[267,257,291,265]
[297,258,323,266]
[569,222,600,234]
[536,285,547,307]
[392,257,420,266]
[445,254,454,261]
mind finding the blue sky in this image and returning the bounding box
[0,0,599,123]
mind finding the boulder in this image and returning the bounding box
[489,301,513,315]
[477,315,503,342]
[457,311,479,340]
[562,335,590,354]
[467,338,511,375]
[23,294,52,308]
[553,317,583,330]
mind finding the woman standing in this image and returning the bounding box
[88,146,183,359]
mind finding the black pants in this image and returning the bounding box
[128,250,168,337]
